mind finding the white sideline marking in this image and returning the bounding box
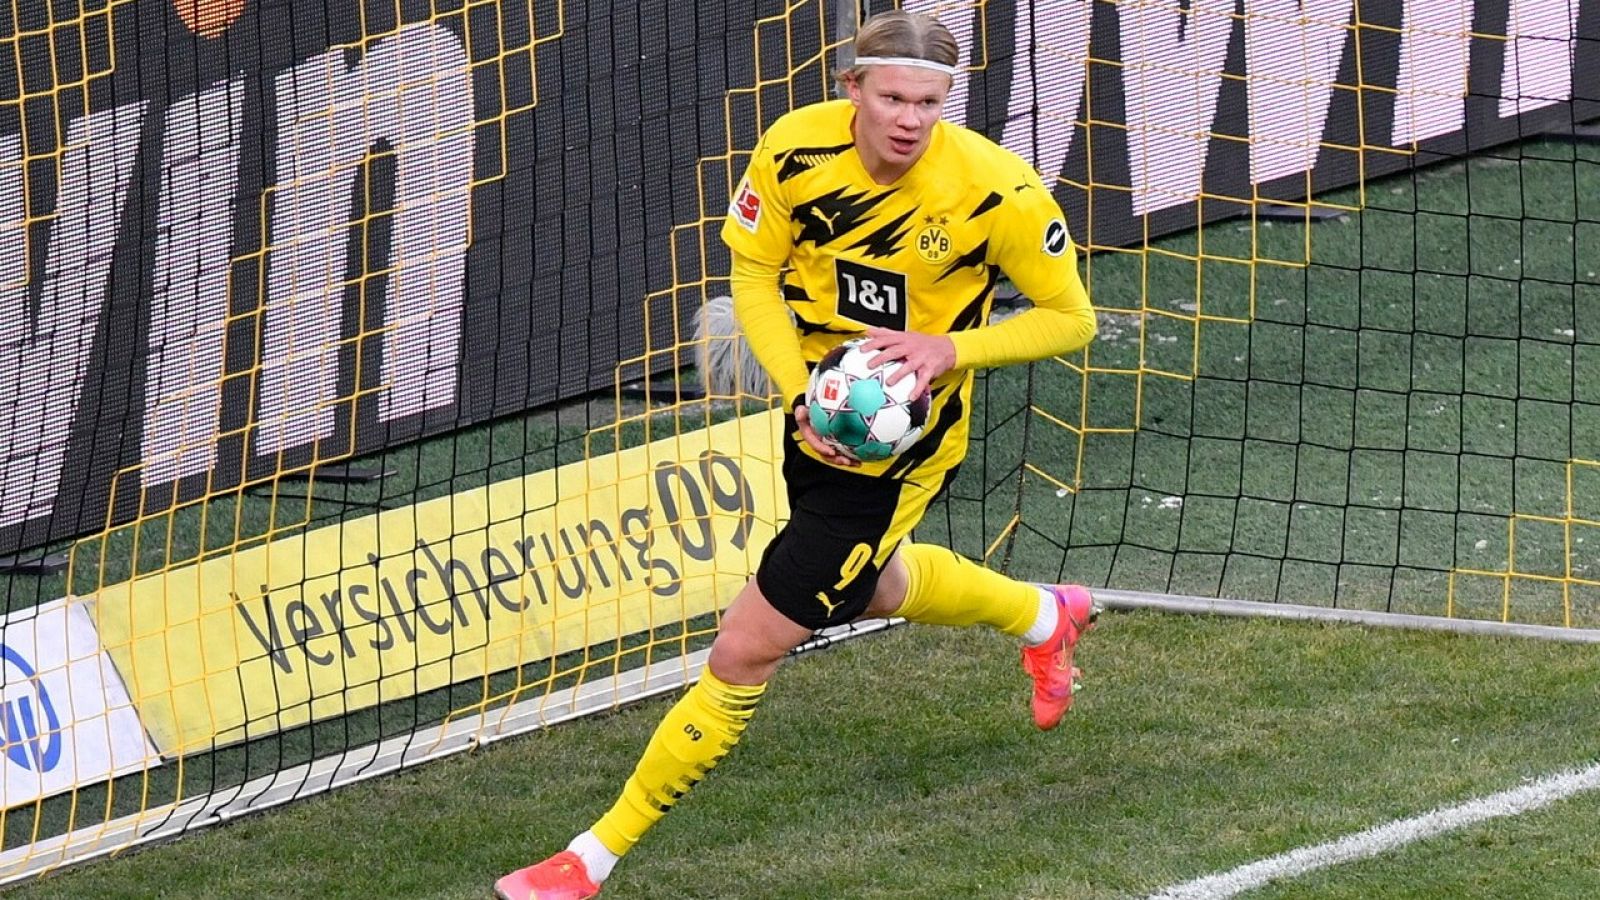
[1148,762,1600,899]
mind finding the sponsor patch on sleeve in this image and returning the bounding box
[1042,218,1068,257]
[731,179,763,232]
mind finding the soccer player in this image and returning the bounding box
[496,10,1099,898]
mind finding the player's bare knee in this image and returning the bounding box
[862,553,909,618]
[707,583,811,684]
[706,628,786,685]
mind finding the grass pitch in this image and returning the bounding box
[16,611,1598,899]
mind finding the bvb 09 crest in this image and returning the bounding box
[914,216,952,264]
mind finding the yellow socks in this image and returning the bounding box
[894,542,1042,637]
[590,669,766,857]
[582,543,1040,871]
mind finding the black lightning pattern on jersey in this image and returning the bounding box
[936,240,991,283]
[968,191,1004,220]
[794,317,861,336]
[845,209,918,260]
[792,188,892,246]
[776,143,855,182]
[948,268,1002,332]
[784,284,865,335]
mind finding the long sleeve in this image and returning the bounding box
[947,159,1098,370]
[947,282,1097,370]
[728,251,810,404]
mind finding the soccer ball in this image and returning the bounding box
[805,338,931,462]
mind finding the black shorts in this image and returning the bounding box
[756,421,955,630]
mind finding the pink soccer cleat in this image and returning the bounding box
[494,850,601,900]
[1020,585,1100,730]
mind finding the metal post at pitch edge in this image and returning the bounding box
[1094,588,1600,644]
[0,552,69,576]
[835,0,858,79]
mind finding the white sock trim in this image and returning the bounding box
[1022,587,1059,646]
[567,830,620,883]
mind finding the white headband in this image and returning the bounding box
[851,55,959,76]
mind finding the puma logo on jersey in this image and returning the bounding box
[810,206,841,235]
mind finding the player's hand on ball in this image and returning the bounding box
[861,327,956,401]
[795,400,861,467]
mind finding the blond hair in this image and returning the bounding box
[835,10,959,89]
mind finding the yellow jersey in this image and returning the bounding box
[721,99,1092,480]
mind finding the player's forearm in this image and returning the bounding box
[729,253,811,403]
[948,289,1097,370]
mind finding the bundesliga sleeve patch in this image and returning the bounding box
[731,179,763,232]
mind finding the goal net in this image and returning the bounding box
[0,0,1592,883]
